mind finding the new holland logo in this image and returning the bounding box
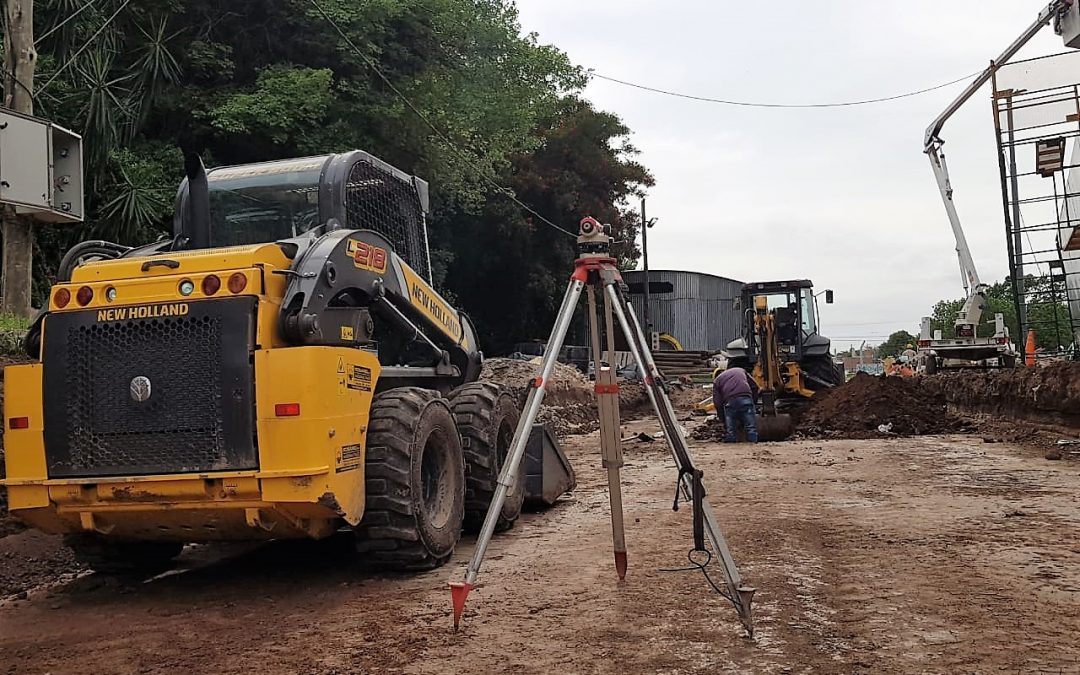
[129,376,152,403]
[96,303,189,322]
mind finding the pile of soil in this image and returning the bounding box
[691,415,727,441]
[479,357,650,436]
[797,372,969,439]
[924,361,1080,427]
[0,530,82,598]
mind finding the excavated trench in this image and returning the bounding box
[694,364,1080,445]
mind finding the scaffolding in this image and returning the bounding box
[992,51,1080,360]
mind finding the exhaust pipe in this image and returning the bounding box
[184,152,211,250]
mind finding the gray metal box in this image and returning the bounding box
[1059,3,1080,49]
[0,109,83,223]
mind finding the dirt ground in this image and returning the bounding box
[2,416,1078,674]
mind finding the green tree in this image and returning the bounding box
[877,330,918,359]
[15,0,651,355]
[434,97,653,351]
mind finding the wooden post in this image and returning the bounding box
[1,0,37,317]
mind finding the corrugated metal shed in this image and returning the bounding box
[623,269,743,352]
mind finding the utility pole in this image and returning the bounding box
[1,0,37,317]
[641,197,650,333]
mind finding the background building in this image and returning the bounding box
[623,269,743,352]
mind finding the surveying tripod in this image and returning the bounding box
[451,216,755,636]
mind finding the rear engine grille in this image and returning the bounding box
[43,297,258,477]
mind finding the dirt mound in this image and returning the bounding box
[0,529,82,598]
[797,373,969,439]
[924,361,1080,427]
[691,416,727,441]
[479,357,650,436]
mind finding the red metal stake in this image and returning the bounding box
[450,581,473,632]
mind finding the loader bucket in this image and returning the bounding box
[757,413,793,442]
[522,424,577,509]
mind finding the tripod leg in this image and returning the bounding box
[603,279,756,636]
[451,276,585,630]
[589,286,628,580]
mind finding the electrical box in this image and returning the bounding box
[0,109,83,223]
[1058,2,1080,49]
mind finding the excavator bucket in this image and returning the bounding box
[522,424,577,509]
[757,413,793,442]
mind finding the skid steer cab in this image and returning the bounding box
[4,150,572,575]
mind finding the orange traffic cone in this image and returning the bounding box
[1025,329,1037,366]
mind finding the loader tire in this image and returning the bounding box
[64,534,182,576]
[354,387,465,571]
[449,382,523,534]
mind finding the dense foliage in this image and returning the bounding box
[876,330,918,359]
[25,0,652,351]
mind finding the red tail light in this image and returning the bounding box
[275,403,301,417]
[228,272,248,294]
[75,286,93,306]
[995,337,1008,344]
[202,274,221,295]
[918,340,931,348]
[53,287,71,308]
[9,417,29,430]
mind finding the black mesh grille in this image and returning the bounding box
[43,298,257,477]
[345,159,430,279]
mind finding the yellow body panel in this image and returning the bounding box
[70,243,291,283]
[3,261,381,540]
[399,260,469,349]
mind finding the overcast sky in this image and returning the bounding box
[515,0,1074,350]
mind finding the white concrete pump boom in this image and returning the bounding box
[923,0,1073,339]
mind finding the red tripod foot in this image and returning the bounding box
[449,582,474,632]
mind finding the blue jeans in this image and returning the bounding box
[723,395,758,443]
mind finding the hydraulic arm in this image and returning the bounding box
[924,0,1073,338]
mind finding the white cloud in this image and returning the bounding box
[515,0,1073,348]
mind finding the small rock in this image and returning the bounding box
[15,591,28,600]
[1045,449,1063,461]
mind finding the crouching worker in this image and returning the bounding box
[712,366,760,443]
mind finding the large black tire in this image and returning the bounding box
[64,534,183,576]
[924,355,939,375]
[803,354,844,390]
[354,388,465,571]
[449,382,523,534]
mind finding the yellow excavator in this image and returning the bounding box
[3,150,572,574]
[702,280,842,440]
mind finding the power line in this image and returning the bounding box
[35,0,102,45]
[37,0,132,95]
[307,0,574,239]
[588,69,983,109]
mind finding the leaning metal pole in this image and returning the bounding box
[450,275,584,629]
[589,285,629,579]
[604,279,755,633]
